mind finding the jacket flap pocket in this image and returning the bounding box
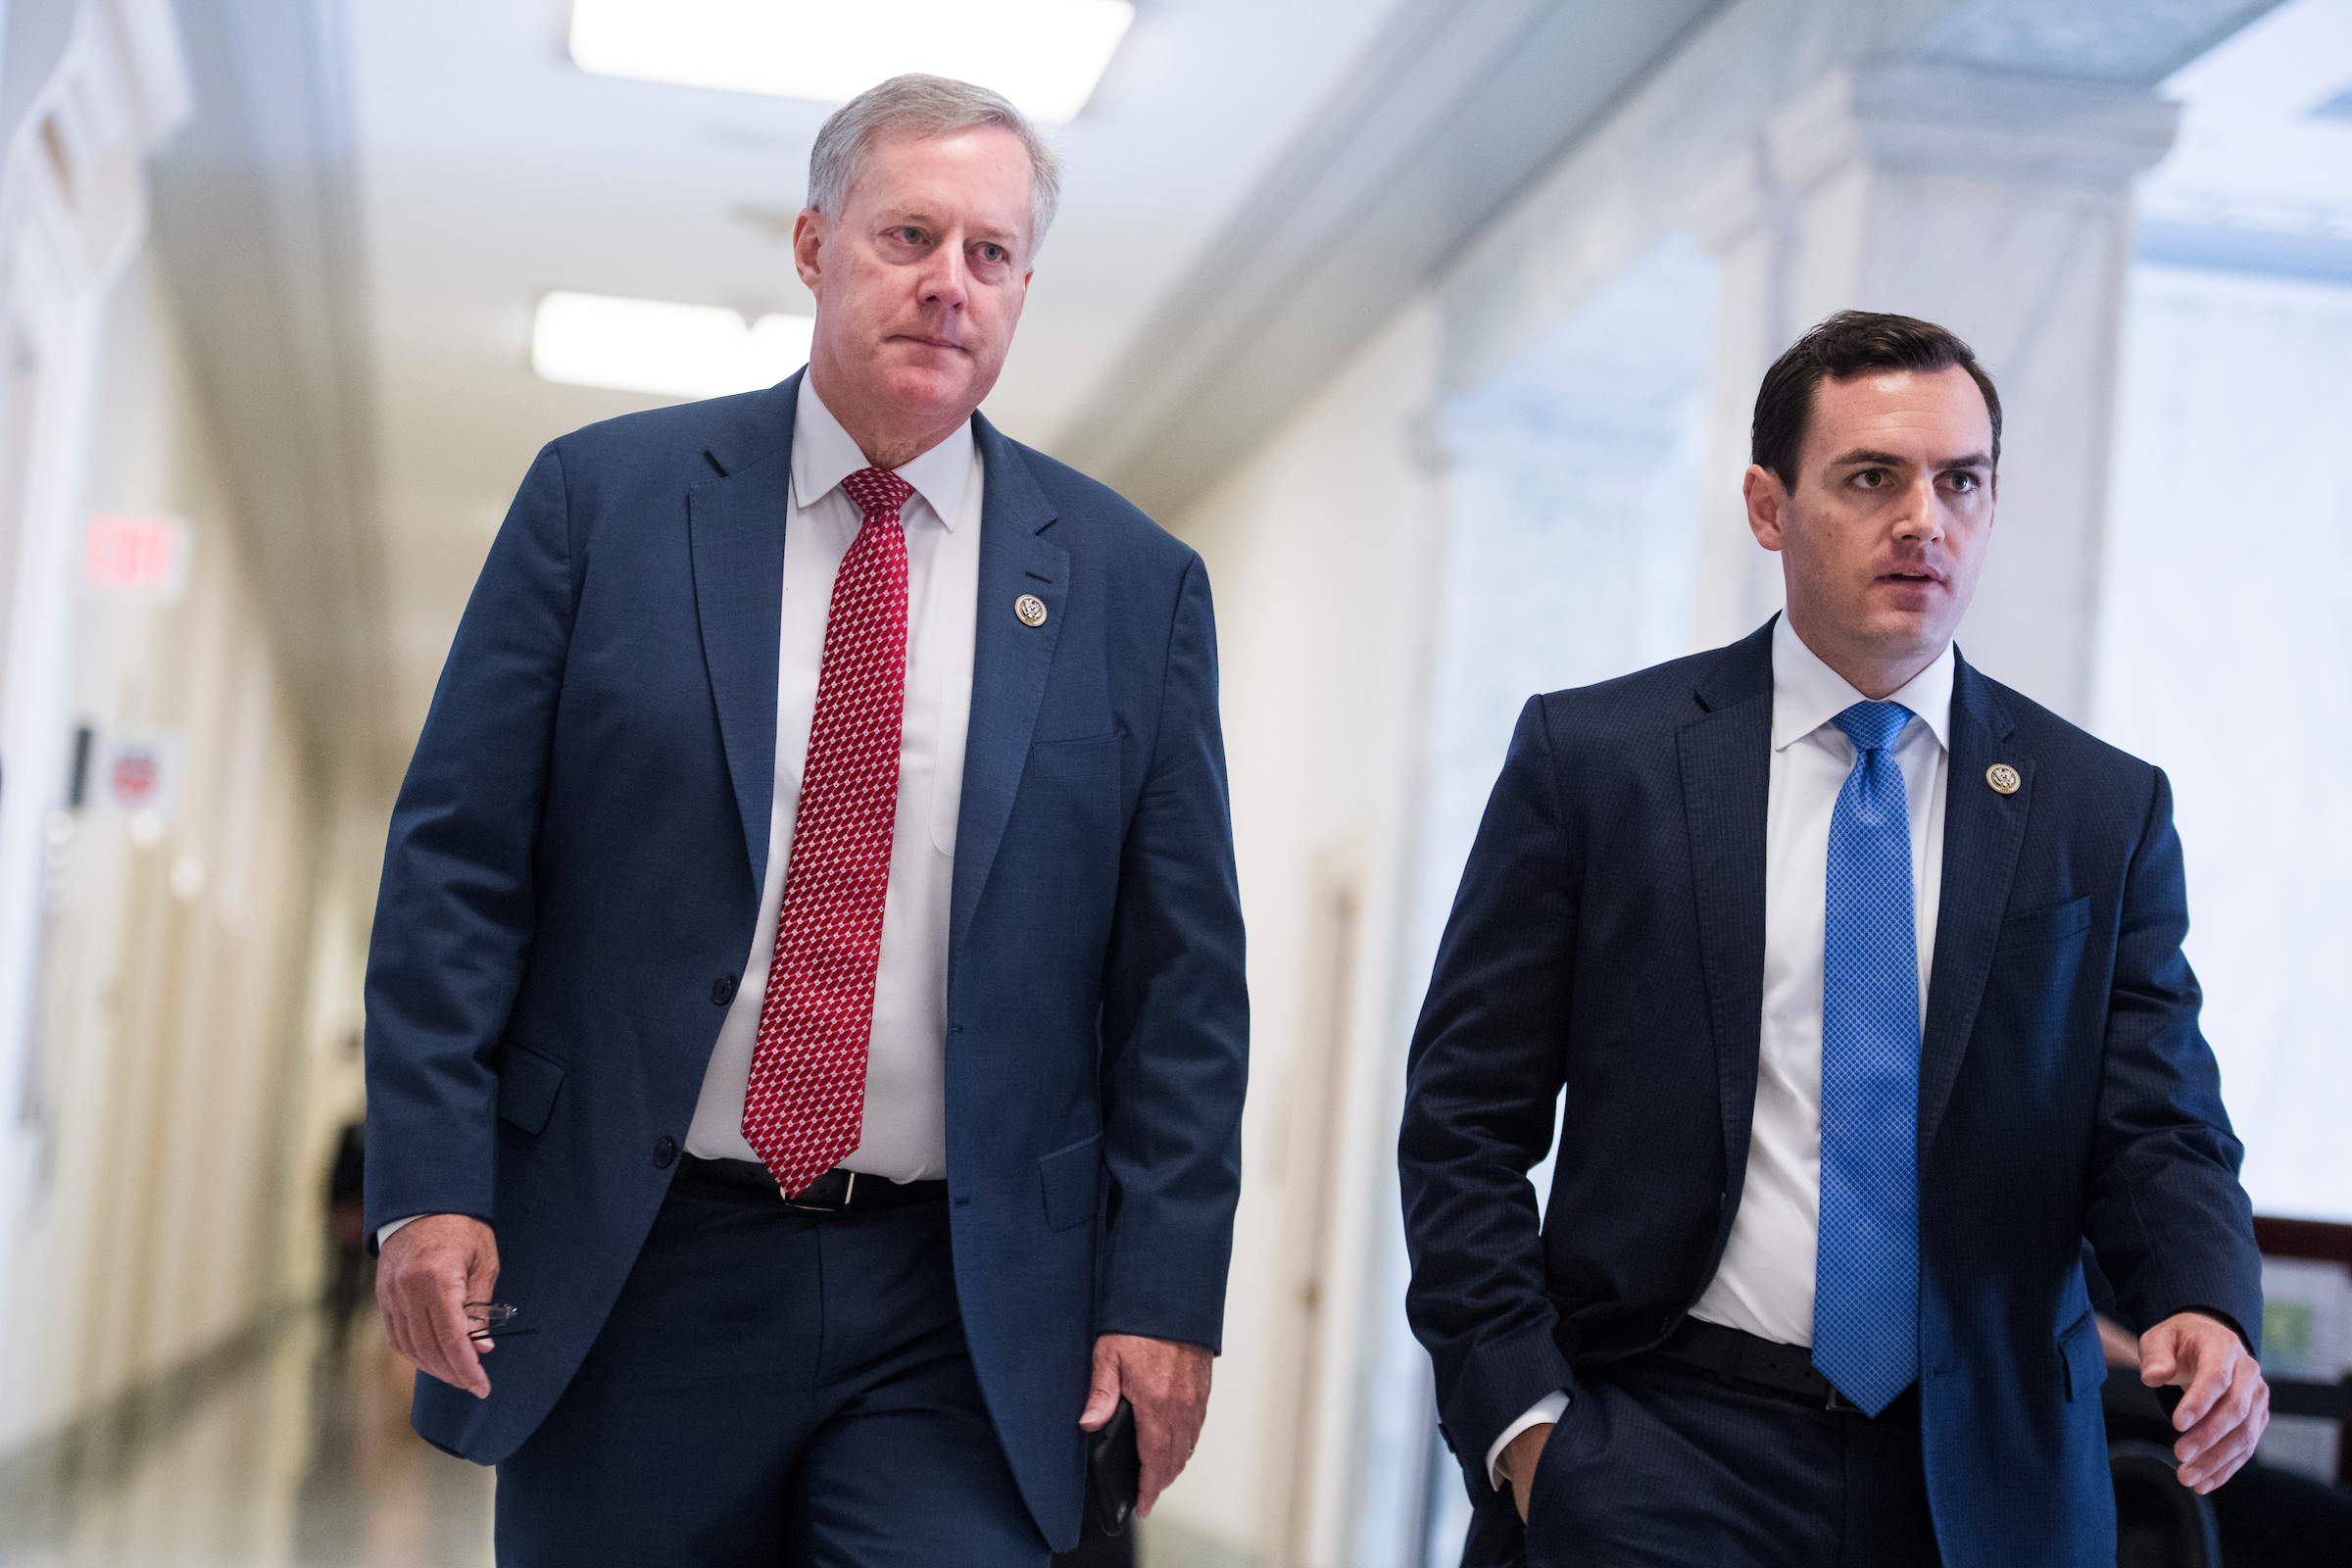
[497,1041,566,1135]
[1030,733,1119,780]
[1039,1133,1103,1232]
[1997,896,2092,953]
[2058,1309,2108,1402]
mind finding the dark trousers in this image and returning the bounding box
[1521,1355,1940,1568]
[495,1174,1051,1568]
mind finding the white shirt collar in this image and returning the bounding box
[1770,612,1955,755]
[791,373,976,531]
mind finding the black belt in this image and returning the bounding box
[677,1153,948,1214]
[1650,1317,1913,1417]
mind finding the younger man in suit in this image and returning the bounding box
[1399,312,2267,1565]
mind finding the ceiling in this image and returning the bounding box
[148,0,2322,808]
[341,0,1413,744]
[152,0,1741,794]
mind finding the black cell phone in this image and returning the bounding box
[1085,1397,1140,1537]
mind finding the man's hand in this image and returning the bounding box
[376,1214,501,1398]
[1499,1421,1553,1524]
[1079,1334,1213,1518]
[2139,1310,2269,1494]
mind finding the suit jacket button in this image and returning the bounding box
[653,1136,677,1169]
[711,975,738,1005]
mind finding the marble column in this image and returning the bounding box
[1688,63,2179,722]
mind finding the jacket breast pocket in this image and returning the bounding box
[1039,1133,1102,1231]
[1029,733,1119,781]
[497,1041,566,1135]
[2058,1308,2108,1402]
[1996,896,2092,953]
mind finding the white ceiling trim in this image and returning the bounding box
[149,0,394,793]
[1052,0,1730,522]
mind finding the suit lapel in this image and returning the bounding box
[1678,620,1777,1252]
[1919,655,2032,1155]
[949,415,1068,963]
[687,375,802,893]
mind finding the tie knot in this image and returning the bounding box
[1833,701,1912,755]
[840,466,913,525]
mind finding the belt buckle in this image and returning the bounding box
[781,1170,855,1213]
[1824,1382,1856,1414]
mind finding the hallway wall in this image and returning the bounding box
[0,244,329,1461]
[1148,302,1447,1568]
[2093,261,2352,1223]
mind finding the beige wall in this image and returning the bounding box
[1143,302,1446,1568]
[0,246,340,1452]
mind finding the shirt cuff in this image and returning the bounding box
[375,1214,426,1250]
[1486,1390,1570,1490]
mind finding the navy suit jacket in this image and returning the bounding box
[1398,619,2260,1567]
[363,372,1249,1550]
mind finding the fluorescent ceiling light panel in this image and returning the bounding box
[532,291,813,399]
[568,0,1133,124]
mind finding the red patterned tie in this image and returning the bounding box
[742,466,912,1196]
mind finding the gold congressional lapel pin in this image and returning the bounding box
[1014,593,1048,628]
[1985,763,2021,795]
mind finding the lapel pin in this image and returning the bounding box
[1985,763,2021,795]
[1014,594,1048,628]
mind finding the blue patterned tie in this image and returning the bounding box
[1813,700,1921,1415]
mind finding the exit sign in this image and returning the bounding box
[84,514,191,601]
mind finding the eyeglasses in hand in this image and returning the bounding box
[464,1300,537,1342]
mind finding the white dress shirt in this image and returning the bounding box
[684,375,981,1180]
[380,379,978,1246]
[1487,616,1954,1486]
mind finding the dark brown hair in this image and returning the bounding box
[1751,311,2002,491]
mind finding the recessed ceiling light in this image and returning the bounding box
[531,291,813,400]
[568,0,1134,125]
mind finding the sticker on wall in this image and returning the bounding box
[84,514,193,602]
[98,727,184,839]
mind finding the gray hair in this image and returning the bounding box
[808,74,1062,251]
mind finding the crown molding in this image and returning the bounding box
[1768,63,2180,195]
[146,0,394,795]
[1049,0,1729,524]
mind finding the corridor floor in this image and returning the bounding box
[1,1311,494,1568]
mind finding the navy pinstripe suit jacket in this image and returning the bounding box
[364,372,1248,1552]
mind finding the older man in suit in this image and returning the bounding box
[1400,312,2267,1565]
[365,74,1247,1567]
